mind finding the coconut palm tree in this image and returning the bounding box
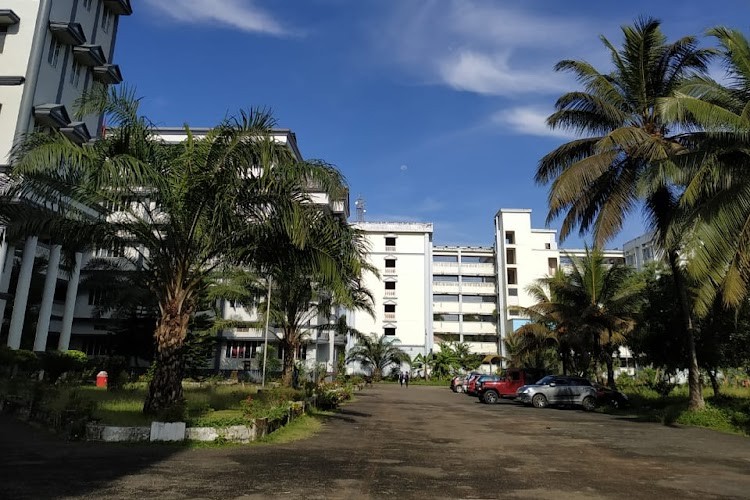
[519,249,642,387]
[660,28,750,315]
[1,87,348,414]
[346,333,409,381]
[535,18,712,407]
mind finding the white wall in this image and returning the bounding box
[0,1,39,163]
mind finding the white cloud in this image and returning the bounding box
[376,1,601,97]
[439,51,569,96]
[143,0,289,36]
[491,107,579,139]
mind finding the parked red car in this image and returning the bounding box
[477,368,548,404]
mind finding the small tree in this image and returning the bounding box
[346,334,409,381]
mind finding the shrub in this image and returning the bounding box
[241,395,289,421]
[41,351,88,383]
[0,348,40,375]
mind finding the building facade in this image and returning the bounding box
[623,231,661,270]
[432,245,497,354]
[351,222,434,361]
[0,0,130,352]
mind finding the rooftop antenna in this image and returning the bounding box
[355,195,366,222]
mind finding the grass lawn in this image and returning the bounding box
[601,385,750,436]
[75,384,258,427]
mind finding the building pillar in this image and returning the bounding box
[7,236,38,349]
[33,244,61,352]
[58,252,82,351]
[328,328,335,375]
[0,242,15,329]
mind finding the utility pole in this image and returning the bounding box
[261,276,272,388]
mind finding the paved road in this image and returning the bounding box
[1,384,749,499]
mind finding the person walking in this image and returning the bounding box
[399,371,404,387]
[404,371,410,388]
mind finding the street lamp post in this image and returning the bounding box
[261,276,272,388]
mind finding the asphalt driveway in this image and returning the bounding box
[1,384,749,499]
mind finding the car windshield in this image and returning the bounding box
[536,375,555,385]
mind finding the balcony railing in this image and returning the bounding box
[384,312,396,321]
[385,245,396,252]
[384,290,396,297]
[384,268,397,275]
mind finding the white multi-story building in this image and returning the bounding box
[623,231,661,270]
[432,246,497,354]
[0,0,130,352]
[350,222,434,362]
[494,209,560,361]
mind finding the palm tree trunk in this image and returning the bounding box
[143,297,191,415]
[604,349,616,390]
[668,250,705,410]
[281,335,295,386]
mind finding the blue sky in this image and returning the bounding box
[117,0,750,248]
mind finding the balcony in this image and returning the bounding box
[384,290,396,298]
[103,0,134,15]
[73,44,106,67]
[384,268,397,276]
[460,262,495,275]
[432,321,460,333]
[433,261,459,274]
[462,322,498,335]
[93,64,123,84]
[462,341,499,354]
[433,302,459,314]
[49,22,86,45]
[461,281,496,294]
[384,312,396,321]
[60,122,91,144]
[0,10,20,26]
[34,103,71,128]
[385,245,396,252]
[460,302,496,315]
[433,281,459,294]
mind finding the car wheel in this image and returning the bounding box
[582,396,596,411]
[483,390,499,404]
[456,385,464,393]
[532,393,548,408]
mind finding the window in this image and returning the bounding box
[642,247,654,261]
[433,255,458,263]
[385,259,396,268]
[433,294,459,302]
[225,341,260,359]
[507,269,517,285]
[560,255,573,266]
[385,281,396,290]
[434,313,458,322]
[88,289,110,306]
[463,314,495,323]
[70,59,83,87]
[545,243,551,249]
[385,237,396,247]
[462,295,495,303]
[384,304,396,313]
[462,276,494,283]
[47,36,62,67]
[468,335,498,343]
[434,275,459,282]
[506,248,516,264]
[548,258,558,271]
[384,327,396,336]
[508,288,518,297]
[101,7,113,32]
[508,308,521,317]
[462,256,493,264]
[505,231,515,245]
[81,336,107,356]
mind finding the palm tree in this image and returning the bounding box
[535,18,711,407]
[660,28,750,315]
[506,323,560,372]
[255,215,375,386]
[346,333,409,381]
[520,249,642,387]
[1,87,347,413]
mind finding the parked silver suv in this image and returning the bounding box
[516,375,597,411]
